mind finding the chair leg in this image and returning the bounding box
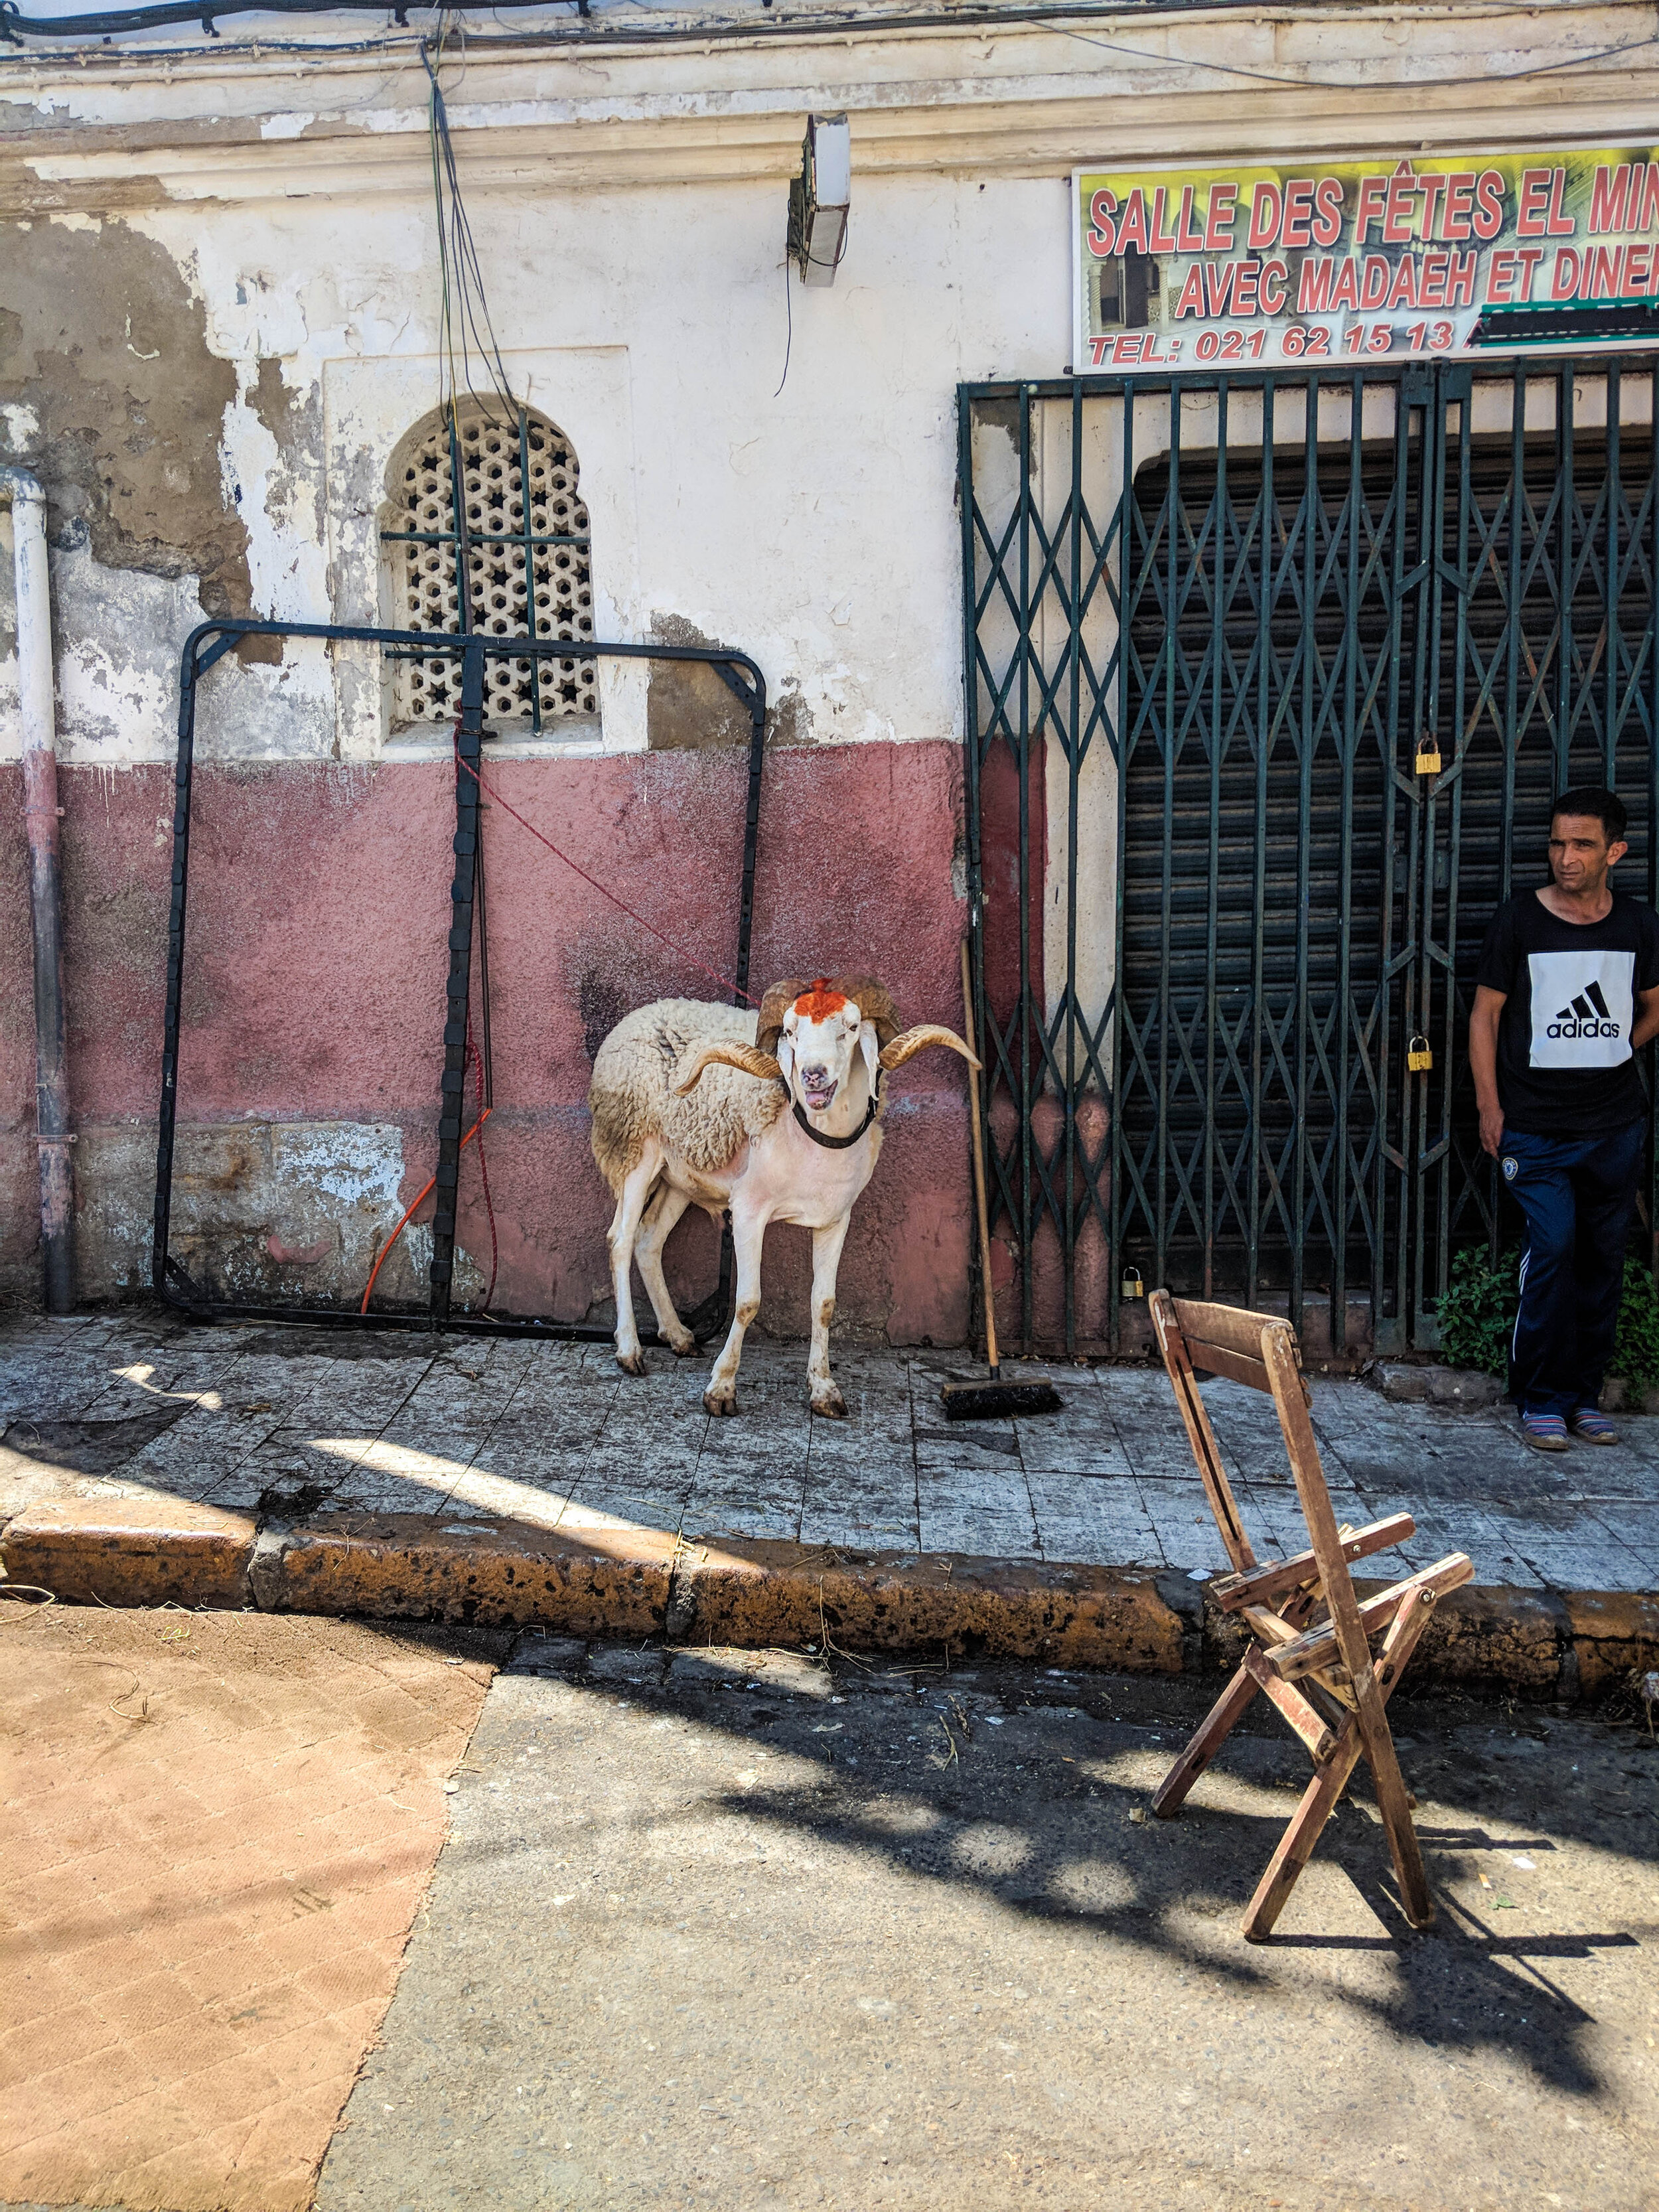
[1244,1592,1442,1942]
[1352,1680,1433,1929]
[1355,1590,1439,1929]
[1241,1725,1364,1943]
[1152,1660,1258,1820]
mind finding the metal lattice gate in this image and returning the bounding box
[960,356,1659,1357]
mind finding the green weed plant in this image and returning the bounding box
[1435,1246,1520,1378]
[1434,1245,1659,1387]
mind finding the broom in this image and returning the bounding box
[940,941,1062,1422]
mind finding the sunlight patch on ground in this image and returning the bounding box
[112,1362,224,1410]
[949,1822,1034,1876]
[307,1438,686,1553]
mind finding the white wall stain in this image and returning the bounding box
[55,630,176,757]
[222,359,332,681]
[0,533,335,767]
[269,1122,405,1209]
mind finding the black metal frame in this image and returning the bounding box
[960,352,1659,1357]
[153,617,767,1342]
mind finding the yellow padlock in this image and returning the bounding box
[1414,742,1442,774]
[1407,1034,1433,1072]
[1121,1265,1145,1299]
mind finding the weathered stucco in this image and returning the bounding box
[647,614,811,753]
[0,763,33,1301]
[0,216,260,634]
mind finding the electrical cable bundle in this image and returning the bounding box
[362,15,514,1317]
[423,17,517,430]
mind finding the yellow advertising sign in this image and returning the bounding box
[1072,149,1659,370]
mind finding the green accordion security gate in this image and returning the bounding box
[958,356,1659,1357]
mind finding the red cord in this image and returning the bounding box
[359,1106,492,1315]
[451,727,758,1007]
[360,1031,500,1317]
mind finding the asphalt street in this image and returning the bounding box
[313,1639,1658,2212]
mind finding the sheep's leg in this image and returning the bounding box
[608,1144,663,1377]
[806,1214,852,1418]
[703,1203,766,1417]
[634,1183,696,1357]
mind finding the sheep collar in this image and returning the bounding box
[792,1069,881,1149]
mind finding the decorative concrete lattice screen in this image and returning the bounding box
[386,404,596,726]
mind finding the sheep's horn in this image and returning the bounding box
[674,1041,785,1094]
[877,1024,981,1072]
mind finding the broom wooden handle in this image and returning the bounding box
[960,938,999,1378]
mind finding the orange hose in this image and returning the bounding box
[360,1108,492,1315]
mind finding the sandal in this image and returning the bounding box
[1569,1407,1619,1445]
[1519,1410,1569,1451]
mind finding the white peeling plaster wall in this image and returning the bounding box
[1,170,1069,768]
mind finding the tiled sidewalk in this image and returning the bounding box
[1,1308,1656,1594]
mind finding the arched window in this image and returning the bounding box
[383,402,596,729]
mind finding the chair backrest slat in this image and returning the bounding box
[1147,1290,1260,1576]
[1171,1296,1284,1363]
[1177,1339,1273,1396]
[1170,1295,1313,1406]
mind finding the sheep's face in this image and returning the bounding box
[778,982,879,1116]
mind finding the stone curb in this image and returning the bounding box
[1367,1360,1659,1416]
[2,1498,1654,1700]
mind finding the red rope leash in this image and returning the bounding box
[361,1033,498,1316]
[451,726,759,1007]
[359,1101,491,1315]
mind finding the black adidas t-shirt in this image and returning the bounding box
[1475,888,1659,1134]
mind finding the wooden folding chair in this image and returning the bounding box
[1147,1291,1474,1941]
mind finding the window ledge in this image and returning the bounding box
[382,718,605,763]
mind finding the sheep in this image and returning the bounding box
[588,976,978,1416]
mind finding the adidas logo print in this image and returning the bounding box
[1546,978,1621,1040]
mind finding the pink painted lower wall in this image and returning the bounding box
[0,742,973,1345]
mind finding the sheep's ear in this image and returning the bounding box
[858,1024,879,1085]
[776,1033,795,1088]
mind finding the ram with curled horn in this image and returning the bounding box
[587,974,977,1417]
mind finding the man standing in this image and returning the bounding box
[1470,789,1659,1449]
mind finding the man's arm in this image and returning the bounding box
[1632,984,1659,1051]
[1469,985,1506,1157]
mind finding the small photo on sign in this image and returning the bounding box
[1091,246,1161,332]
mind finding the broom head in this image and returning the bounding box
[940,1376,1062,1422]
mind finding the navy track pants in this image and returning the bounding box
[1501,1119,1646,1417]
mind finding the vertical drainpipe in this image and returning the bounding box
[2,469,74,1313]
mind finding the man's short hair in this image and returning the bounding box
[1551,786,1628,844]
